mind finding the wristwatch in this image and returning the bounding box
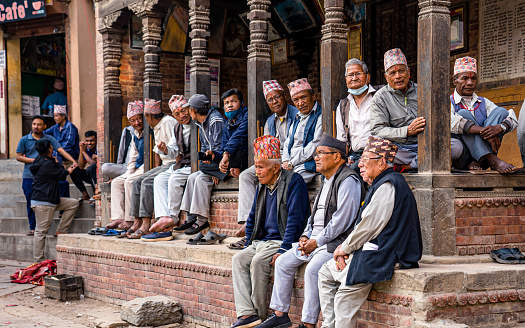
[287,162,293,170]
[500,123,508,133]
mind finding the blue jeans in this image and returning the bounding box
[22,178,36,230]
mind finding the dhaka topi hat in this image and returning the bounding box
[54,105,67,115]
[169,95,187,111]
[288,78,312,98]
[254,135,281,160]
[144,98,161,114]
[263,80,284,98]
[54,79,64,91]
[384,48,407,72]
[363,136,398,163]
[127,101,144,119]
[318,133,347,158]
[182,94,209,110]
[454,56,477,76]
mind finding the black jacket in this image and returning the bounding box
[30,155,69,205]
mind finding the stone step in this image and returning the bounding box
[0,233,57,262]
[0,217,95,234]
[0,195,25,207]
[0,207,16,218]
[13,200,95,218]
[0,181,26,195]
[0,159,24,181]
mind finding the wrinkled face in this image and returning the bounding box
[265,90,286,115]
[358,151,386,182]
[291,90,316,115]
[345,64,368,90]
[172,106,191,125]
[53,113,66,125]
[85,135,97,150]
[314,146,339,175]
[129,114,143,132]
[223,94,241,113]
[144,113,155,127]
[385,64,410,92]
[454,72,477,97]
[254,158,280,185]
[32,118,46,134]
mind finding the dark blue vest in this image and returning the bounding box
[346,168,422,286]
[133,134,144,169]
[450,95,487,125]
[287,103,322,172]
[266,104,298,138]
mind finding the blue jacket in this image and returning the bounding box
[215,105,248,160]
[44,120,80,161]
[266,104,298,137]
[287,103,322,172]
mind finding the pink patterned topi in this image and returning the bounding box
[287,78,312,98]
[127,101,144,119]
[263,80,284,98]
[454,56,477,76]
[54,105,67,115]
[254,135,281,160]
[169,95,187,111]
[144,98,162,115]
[384,48,407,72]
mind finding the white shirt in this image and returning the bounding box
[311,176,333,237]
[335,86,376,152]
[152,115,177,165]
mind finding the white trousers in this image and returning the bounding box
[153,166,191,222]
[180,171,214,219]
[237,165,257,223]
[110,166,144,222]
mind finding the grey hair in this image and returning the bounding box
[345,58,369,74]
[269,158,283,166]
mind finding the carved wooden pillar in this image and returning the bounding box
[247,0,271,166]
[320,0,347,137]
[413,0,455,257]
[189,0,210,172]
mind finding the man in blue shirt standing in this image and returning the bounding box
[16,115,78,235]
[42,79,67,116]
[44,105,80,162]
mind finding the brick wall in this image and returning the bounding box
[455,197,525,255]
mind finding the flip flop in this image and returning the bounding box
[509,248,525,264]
[227,237,246,250]
[490,248,520,264]
[128,229,146,239]
[187,232,205,245]
[88,227,107,235]
[102,229,122,237]
[117,229,134,238]
[197,231,227,245]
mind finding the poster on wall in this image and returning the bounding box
[0,0,46,23]
[184,56,220,107]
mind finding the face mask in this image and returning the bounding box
[348,84,369,96]
[225,108,240,120]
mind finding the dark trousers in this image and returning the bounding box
[70,165,96,194]
[22,178,36,230]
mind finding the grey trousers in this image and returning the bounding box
[270,245,333,324]
[318,257,372,328]
[453,107,508,167]
[519,101,525,166]
[237,165,257,224]
[32,198,79,262]
[232,240,282,319]
[394,139,463,169]
[130,164,170,218]
[180,170,215,219]
[101,163,128,179]
[110,167,144,222]
[153,166,191,221]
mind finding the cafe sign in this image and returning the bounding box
[0,0,46,24]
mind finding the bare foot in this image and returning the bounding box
[467,160,483,170]
[485,154,517,174]
[235,223,246,237]
[106,219,124,229]
[138,218,151,234]
[129,218,142,234]
[150,216,175,232]
[117,221,134,230]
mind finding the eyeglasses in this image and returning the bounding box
[314,150,337,157]
[346,72,365,78]
[266,93,284,104]
[359,156,383,164]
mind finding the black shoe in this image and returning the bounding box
[174,216,197,231]
[184,221,210,235]
[255,313,291,328]
[231,315,261,328]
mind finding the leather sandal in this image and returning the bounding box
[227,237,246,250]
[197,231,227,245]
[187,232,205,245]
[490,248,520,264]
[117,229,134,238]
[128,229,147,239]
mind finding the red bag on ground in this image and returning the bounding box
[10,260,57,285]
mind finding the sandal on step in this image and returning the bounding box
[187,232,205,245]
[490,248,520,264]
[102,229,122,237]
[128,229,147,239]
[227,237,246,250]
[117,229,134,238]
[509,248,525,264]
[197,231,227,245]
